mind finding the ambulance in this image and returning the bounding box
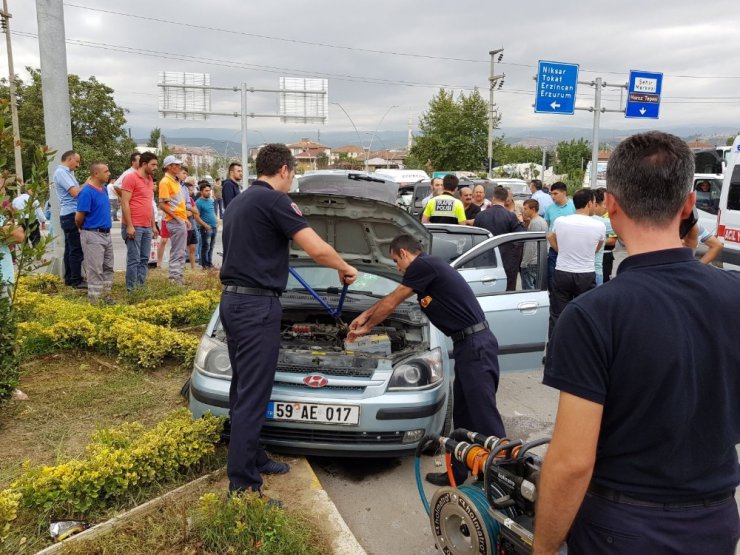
[716,135,740,270]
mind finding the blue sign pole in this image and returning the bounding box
[625,70,663,119]
[534,60,579,115]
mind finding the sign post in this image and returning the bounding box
[625,70,663,119]
[534,60,579,115]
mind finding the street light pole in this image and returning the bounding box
[331,102,364,170]
[488,49,505,178]
[1,0,23,180]
[366,105,398,173]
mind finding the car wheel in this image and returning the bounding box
[180,377,191,400]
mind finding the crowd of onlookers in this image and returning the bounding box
[0,150,247,303]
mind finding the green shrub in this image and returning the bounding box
[6,410,224,520]
[193,491,321,555]
[0,296,19,402]
[0,490,20,543]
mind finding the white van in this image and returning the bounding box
[717,136,740,269]
[373,168,429,186]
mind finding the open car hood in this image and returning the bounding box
[288,193,431,281]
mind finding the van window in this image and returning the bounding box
[693,178,722,215]
[728,167,740,211]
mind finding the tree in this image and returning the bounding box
[492,137,543,167]
[409,88,493,171]
[148,127,162,148]
[0,68,136,181]
[727,134,739,146]
[554,138,591,193]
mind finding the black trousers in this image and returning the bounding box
[220,292,282,492]
[450,330,505,483]
[60,213,83,285]
[567,491,739,554]
[603,250,615,282]
[549,269,595,339]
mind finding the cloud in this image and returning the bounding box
[2,0,737,141]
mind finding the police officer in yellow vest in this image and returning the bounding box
[421,175,466,225]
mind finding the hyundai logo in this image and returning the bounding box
[303,375,328,388]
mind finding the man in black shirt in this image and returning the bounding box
[474,186,524,290]
[459,186,480,224]
[220,144,357,494]
[221,162,243,211]
[348,234,505,486]
[534,131,740,554]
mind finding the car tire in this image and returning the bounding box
[180,377,191,400]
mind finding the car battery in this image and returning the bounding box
[344,334,392,356]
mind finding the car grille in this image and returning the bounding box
[273,381,365,393]
[277,364,375,378]
[261,427,405,445]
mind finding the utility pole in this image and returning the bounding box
[488,49,505,178]
[1,0,23,181]
[590,77,603,189]
[36,0,73,277]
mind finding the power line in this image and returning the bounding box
[12,30,481,90]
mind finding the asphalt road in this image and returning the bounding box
[309,370,559,555]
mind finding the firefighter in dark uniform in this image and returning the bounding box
[347,234,504,486]
[220,143,357,494]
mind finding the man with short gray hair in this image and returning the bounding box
[534,131,740,554]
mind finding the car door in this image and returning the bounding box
[450,232,549,372]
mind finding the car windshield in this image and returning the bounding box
[286,267,405,300]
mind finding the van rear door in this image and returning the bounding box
[718,137,740,269]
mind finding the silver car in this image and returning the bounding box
[188,194,549,456]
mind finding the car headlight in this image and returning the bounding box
[194,335,232,379]
[388,347,443,390]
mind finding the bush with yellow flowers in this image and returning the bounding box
[4,410,224,525]
[12,280,219,368]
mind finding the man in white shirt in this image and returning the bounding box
[529,179,553,216]
[12,191,46,247]
[547,188,605,338]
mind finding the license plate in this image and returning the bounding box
[266,401,360,425]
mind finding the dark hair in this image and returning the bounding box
[431,177,443,187]
[572,188,594,209]
[523,198,539,212]
[593,187,607,204]
[550,181,567,193]
[198,180,211,190]
[89,161,107,175]
[256,144,295,177]
[442,174,459,192]
[130,151,141,164]
[139,151,158,165]
[389,234,423,256]
[492,186,508,202]
[228,162,242,175]
[529,179,543,191]
[606,131,694,226]
[61,150,77,162]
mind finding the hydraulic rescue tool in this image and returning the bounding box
[415,429,550,555]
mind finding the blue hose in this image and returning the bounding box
[415,454,430,515]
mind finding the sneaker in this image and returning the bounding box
[73,281,88,289]
[425,471,466,487]
[257,459,290,475]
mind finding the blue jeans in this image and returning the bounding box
[199,227,217,268]
[121,226,152,291]
[520,265,538,290]
[547,248,558,291]
[595,272,604,286]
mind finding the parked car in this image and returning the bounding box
[372,168,429,186]
[188,191,549,456]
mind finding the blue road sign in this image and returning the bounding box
[625,70,663,119]
[534,60,579,115]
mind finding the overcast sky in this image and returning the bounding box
[3,0,739,143]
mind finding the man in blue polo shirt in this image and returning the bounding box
[53,150,85,287]
[534,131,740,554]
[544,182,575,292]
[75,162,114,303]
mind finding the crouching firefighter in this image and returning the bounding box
[347,234,505,486]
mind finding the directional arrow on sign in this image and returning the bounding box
[550,101,560,110]
[639,107,646,115]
